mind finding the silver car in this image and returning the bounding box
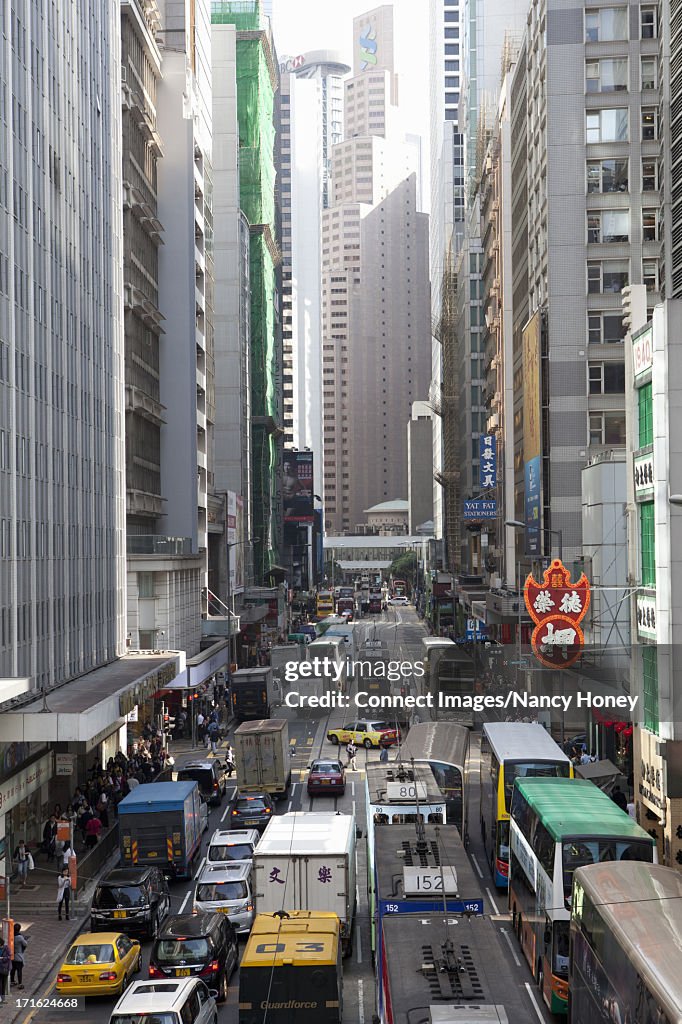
[193,862,254,935]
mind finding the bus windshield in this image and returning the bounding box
[504,761,570,809]
[562,840,653,899]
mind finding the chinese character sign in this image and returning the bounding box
[524,559,591,669]
[479,434,497,490]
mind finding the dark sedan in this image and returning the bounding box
[230,792,274,833]
[306,759,346,797]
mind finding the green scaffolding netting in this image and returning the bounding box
[212,0,278,577]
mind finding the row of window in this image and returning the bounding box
[585,6,657,41]
[587,258,659,293]
[586,106,658,144]
[586,209,659,243]
[585,56,658,92]
[587,157,658,193]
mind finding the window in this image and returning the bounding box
[640,5,657,37]
[587,210,629,243]
[641,107,657,140]
[586,58,628,92]
[587,158,629,193]
[586,108,628,143]
[138,630,156,649]
[639,382,653,446]
[590,412,626,445]
[642,209,658,241]
[642,159,658,192]
[588,259,629,293]
[640,501,656,586]
[138,572,155,598]
[642,645,658,735]
[643,260,658,291]
[641,56,657,89]
[588,312,626,344]
[588,362,626,393]
[585,7,628,41]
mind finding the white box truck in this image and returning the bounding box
[234,718,291,800]
[253,811,357,956]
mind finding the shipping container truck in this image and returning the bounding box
[118,781,202,880]
[253,812,357,956]
[234,719,291,800]
[231,667,275,722]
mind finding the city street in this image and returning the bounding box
[22,609,550,1024]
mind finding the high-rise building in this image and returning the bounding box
[212,0,282,583]
[211,18,253,607]
[279,51,349,473]
[322,6,431,535]
[429,0,465,544]
[0,0,126,687]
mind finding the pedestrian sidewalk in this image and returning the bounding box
[2,842,119,1023]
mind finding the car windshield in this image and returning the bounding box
[209,844,253,862]
[111,1016,178,1024]
[65,943,115,965]
[196,881,248,902]
[155,938,210,962]
[237,799,267,812]
[94,885,145,908]
[178,769,210,786]
[312,763,341,774]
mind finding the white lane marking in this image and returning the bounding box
[356,922,363,963]
[358,978,365,1024]
[352,799,356,818]
[486,887,501,915]
[220,802,231,822]
[287,782,297,812]
[499,926,521,966]
[178,889,192,915]
[196,856,206,878]
[525,981,547,1022]
[471,853,484,879]
[351,781,356,796]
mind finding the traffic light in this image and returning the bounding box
[163,713,175,736]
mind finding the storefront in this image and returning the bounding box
[0,750,54,863]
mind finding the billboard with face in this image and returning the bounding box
[283,451,314,524]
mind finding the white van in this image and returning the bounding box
[193,862,254,935]
[110,977,217,1024]
[207,828,259,865]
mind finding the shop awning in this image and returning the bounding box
[575,759,623,793]
[0,653,183,744]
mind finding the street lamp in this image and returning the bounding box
[505,519,563,561]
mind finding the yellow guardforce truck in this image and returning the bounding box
[238,911,342,1024]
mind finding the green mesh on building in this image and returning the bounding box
[212,0,279,578]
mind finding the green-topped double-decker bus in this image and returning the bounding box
[509,778,656,1015]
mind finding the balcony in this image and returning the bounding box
[127,535,193,556]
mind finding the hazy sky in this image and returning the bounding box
[271,0,429,158]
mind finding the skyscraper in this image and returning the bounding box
[279,50,350,479]
[429,0,465,544]
[0,0,125,686]
[321,6,430,535]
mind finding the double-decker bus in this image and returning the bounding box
[510,778,656,1015]
[315,589,335,618]
[399,721,470,840]
[391,578,408,597]
[570,862,682,1024]
[480,722,572,887]
[419,637,475,726]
